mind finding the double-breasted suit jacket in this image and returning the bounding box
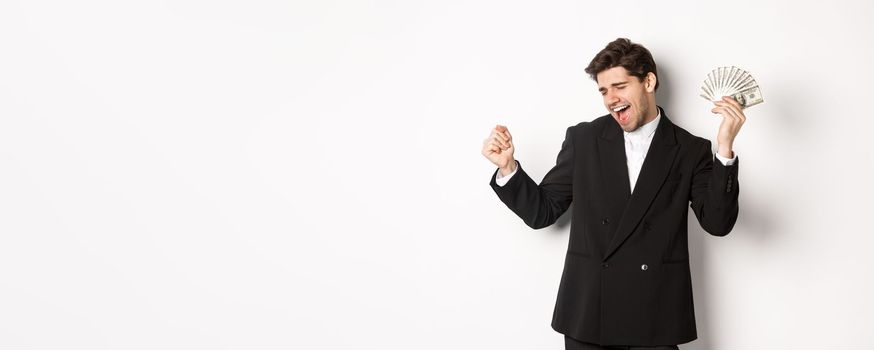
[490,107,739,346]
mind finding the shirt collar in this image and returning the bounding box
[623,108,661,141]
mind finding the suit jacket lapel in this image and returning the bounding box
[602,107,680,261]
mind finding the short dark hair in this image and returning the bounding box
[585,38,659,91]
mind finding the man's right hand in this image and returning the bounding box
[482,125,516,176]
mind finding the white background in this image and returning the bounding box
[2,0,873,349]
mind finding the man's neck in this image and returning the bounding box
[625,105,661,136]
[641,103,659,125]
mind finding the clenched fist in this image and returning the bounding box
[482,125,517,176]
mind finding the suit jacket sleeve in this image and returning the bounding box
[690,139,740,236]
[489,126,574,229]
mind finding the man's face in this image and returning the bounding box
[596,66,657,132]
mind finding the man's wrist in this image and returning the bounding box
[499,160,517,176]
[717,143,734,159]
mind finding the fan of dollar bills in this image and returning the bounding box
[700,66,764,108]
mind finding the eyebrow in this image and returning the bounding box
[598,81,628,92]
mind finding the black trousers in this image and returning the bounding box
[564,335,679,350]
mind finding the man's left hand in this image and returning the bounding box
[712,96,747,159]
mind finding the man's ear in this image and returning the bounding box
[645,72,657,93]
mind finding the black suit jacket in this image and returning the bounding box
[490,107,739,346]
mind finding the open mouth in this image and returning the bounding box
[612,104,631,122]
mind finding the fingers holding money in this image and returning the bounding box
[712,96,746,148]
[712,96,746,122]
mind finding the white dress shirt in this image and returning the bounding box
[495,111,737,192]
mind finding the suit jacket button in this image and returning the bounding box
[602,263,609,268]
[602,218,610,225]
[641,264,648,271]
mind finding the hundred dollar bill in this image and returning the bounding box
[730,85,764,109]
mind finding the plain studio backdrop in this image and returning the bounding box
[2,0,873,349]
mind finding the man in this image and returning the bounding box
[482,38,746,349]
